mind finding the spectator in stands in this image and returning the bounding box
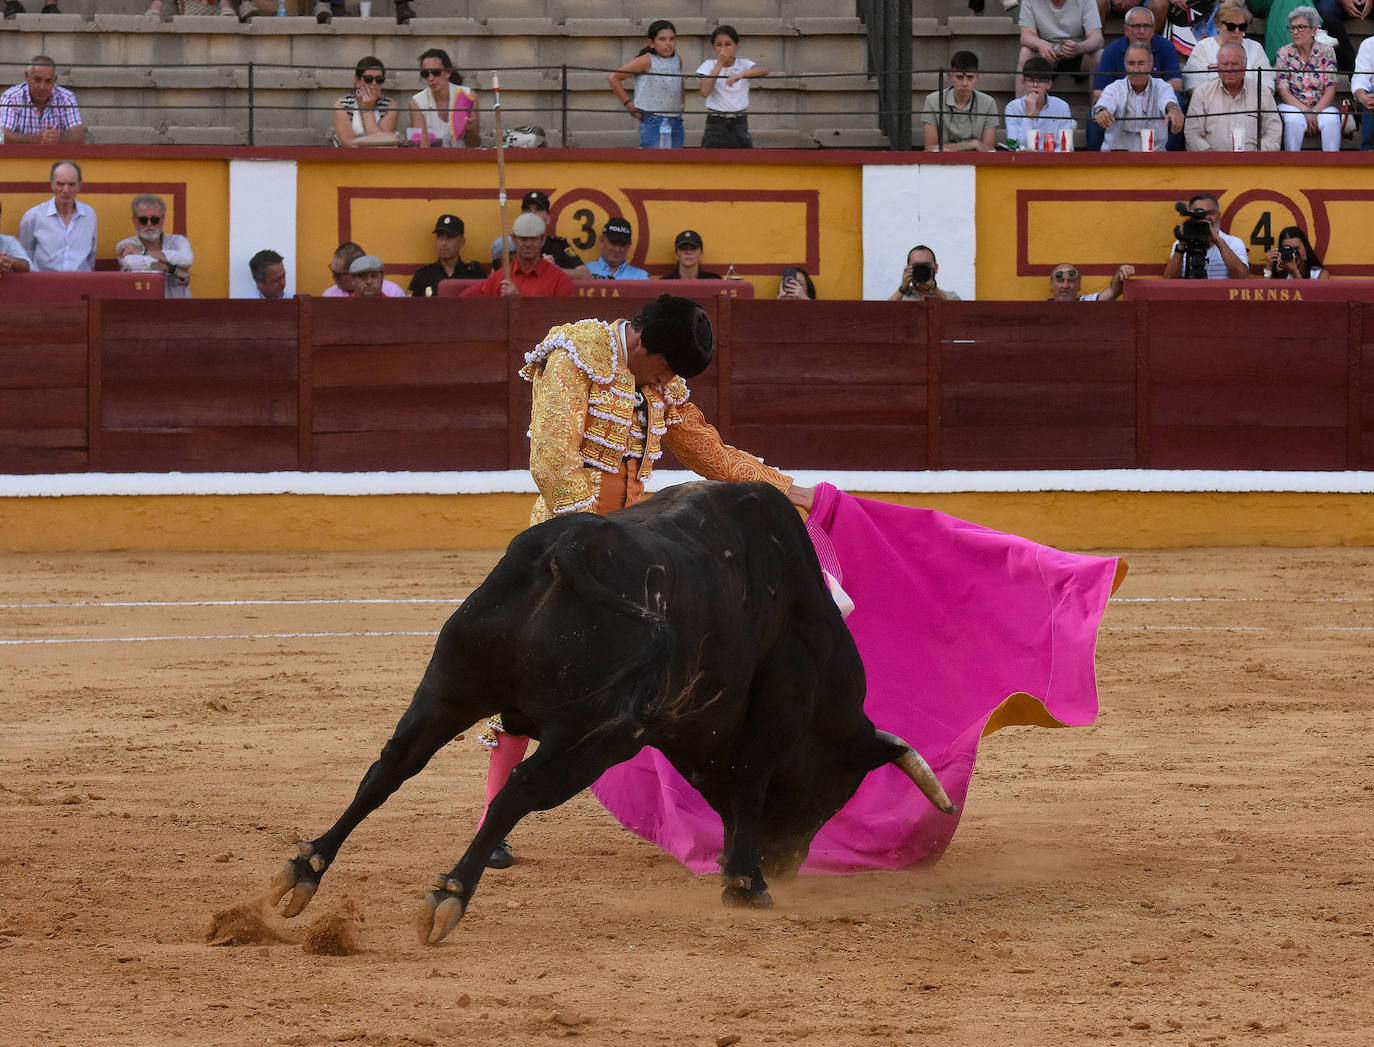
[461,212,574,297]
[1162,192,1250,278]
[888,245,960,301]
[1098,0,1168,36]
[250,249,287,299]
[609,19,685,149]
[587,217,649,280]
[316,0,415,23]
[1275,6,1341,151]
[1183,3,1274,96]
[332,56,400,148]
[1017,0,1105,91]
[410,214,485,297]
[1004,57,1076,147]
[0,202,34,278]
[777,267,817,299]
[1185,42,1282,149]
[409,48,479,148]
[1092,43,1184,149]
[4,2,60,18]
[520,190,591,279]
[490,235,515,268]
[1048,262,1134,300]
[696,25,768,149]
[1352,35,1374,149]
[1313,0,1367,72]
[1089,5,1183,149]
[0,56,85,145]
[349,255,390,297]
[1261,225,1331,278]
[662,229,723,280]
[18,161,96,273]
[115,194,194,299]
[146,0,247,18]
[921,51,999,151]
[322,241,406,297]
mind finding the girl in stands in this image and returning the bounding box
[609,19,685,148]
[696,25,769,148]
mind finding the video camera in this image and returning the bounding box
[1173,202,1212,280]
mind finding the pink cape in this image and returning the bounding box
[590,482,1126,875]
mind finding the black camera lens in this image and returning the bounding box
[1278,245,1297,262]
[910,262,933,285]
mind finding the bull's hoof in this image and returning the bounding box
[721,880,774,909]
[268,843,324,918]
[415,875,467,946]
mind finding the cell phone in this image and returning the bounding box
[781,266,800,285]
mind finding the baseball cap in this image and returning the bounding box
[512,213,546,237]
[348,254,384,274]
[675,229,703,249]
[603,217,633,244]
[520,190,551,211]
[433,214,465,236]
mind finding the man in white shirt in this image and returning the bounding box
[0,201,34,279]
[1352,35,1374,150]
[1092,43,1183,150]
[114,194,194,298]
[1184,42,1281,151]
[1162,192,1251,279]
[18,159,96,272]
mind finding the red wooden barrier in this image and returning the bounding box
[1,297,1370,475]
[0,271,163,302]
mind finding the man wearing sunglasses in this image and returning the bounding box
[18,160,95,273]
[1182,1,1274,96]
[1048,262,1134,301]
[115,194,194,298]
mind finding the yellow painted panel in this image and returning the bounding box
[293,156,863,300]
[975,160,1374,300]
[0,157,231,297]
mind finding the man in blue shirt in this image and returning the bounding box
[586,217,649,280]
[1089,4,1184,149]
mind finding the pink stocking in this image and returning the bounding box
[480,733,529,825]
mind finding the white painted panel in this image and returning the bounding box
[227,159,298,299]
[861,164,978,301]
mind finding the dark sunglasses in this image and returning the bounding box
[136,215,162,225]
[360,73,384,84]
[420,67,446,77]
[1220,19,1249,30]
[1052,268,1079,280]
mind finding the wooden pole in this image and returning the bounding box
[491,72,511,277]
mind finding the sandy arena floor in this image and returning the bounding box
[2,547,1372,1046]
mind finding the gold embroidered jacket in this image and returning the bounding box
[520,318,792,523]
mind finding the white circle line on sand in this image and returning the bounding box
[3,595,1369,612]
[0,630,439,646]
[0,597,461,610]
[5,624,1370,647]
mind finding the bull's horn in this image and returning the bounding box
[875,730,958,814]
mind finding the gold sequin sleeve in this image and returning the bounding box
[529,348,599,516]
[663,400,793,493]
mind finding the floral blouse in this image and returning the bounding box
[1275,42,1336,109]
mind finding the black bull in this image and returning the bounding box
[268,481,956,945]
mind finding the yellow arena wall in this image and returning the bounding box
[0,155,231,297]
[293,154,865,300]
[974,156,1374,300]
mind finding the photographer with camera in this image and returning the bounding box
[1162,193,1250,280]
[1262,226,1330,279]
[888,245,961,301]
